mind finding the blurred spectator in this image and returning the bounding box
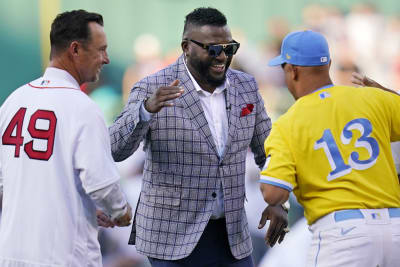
[89,85,122,125]
[332,59,360,86]
[256,17,294,121]
[345,3,385,79]
[382,16,400,89]
[302,3,329,32]
[230,28,266,80]
[260,17,290,89]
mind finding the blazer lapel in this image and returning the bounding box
[221,79,238,160]
[173,55,219,156]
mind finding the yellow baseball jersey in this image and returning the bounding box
[260,85,400,224]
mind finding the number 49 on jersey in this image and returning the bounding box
[2,107,57,161]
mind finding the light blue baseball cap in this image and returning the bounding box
[268,30,330,67]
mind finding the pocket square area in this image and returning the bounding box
[240,104,254,117]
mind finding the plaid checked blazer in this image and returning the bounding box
[109,55,271,260]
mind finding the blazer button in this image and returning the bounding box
[212,192,217,198]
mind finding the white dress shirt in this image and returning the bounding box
[184,60,229,219]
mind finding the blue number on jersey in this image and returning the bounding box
[341,118,380,170]
[314,118,380,181]
[315,129,352,181]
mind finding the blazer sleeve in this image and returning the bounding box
[249,78,272,169]
[109,80,153,162]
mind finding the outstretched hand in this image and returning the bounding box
[144,79,184,113]
[351,72,382,88]
[351,72,399,95]
[258,205,288,247]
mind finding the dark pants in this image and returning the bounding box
[148,219,254,267]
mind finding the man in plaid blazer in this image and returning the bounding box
[109,7,288,267]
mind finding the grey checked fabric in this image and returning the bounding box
[109,55,272,260]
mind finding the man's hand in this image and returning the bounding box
[351,72,384,89]
[258,205,288,247]
[144,79,184,113]
[96,210,115,228]
[351,72,399,95]
[113,203,132,227]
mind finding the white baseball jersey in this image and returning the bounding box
[0,68,120,266]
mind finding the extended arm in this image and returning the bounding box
[109,79,183,162]
[75,103,132,226]
[260,183,290,206]
[257,183,291,247]
[109,82,154,162]
[258,125,296,246]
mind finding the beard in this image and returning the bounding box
[189,55,231,88]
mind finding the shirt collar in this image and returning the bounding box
[311,84,334,94]
[41,67,81,89]
[183,56,229,95]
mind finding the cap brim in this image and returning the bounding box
[268,55,285,66]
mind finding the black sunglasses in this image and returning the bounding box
[186,39,240,57]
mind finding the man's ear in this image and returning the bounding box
[290,65,299,81]
[69,41,80,57]
[181,40,189,56]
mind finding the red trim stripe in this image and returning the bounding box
[28,83,78,90]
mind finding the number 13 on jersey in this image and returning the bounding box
[314,118,380,181]
[2,107,57,161]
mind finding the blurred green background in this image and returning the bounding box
[2,1,400,266]
[1,0,400,104]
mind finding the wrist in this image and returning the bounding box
[111,203,128,221]
[281,200,290,213]
[140,98,155,122]
[143,97,156,114]
[143,97,150,112]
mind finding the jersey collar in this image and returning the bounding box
[312,84,334,94]
[29,67,80,90]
